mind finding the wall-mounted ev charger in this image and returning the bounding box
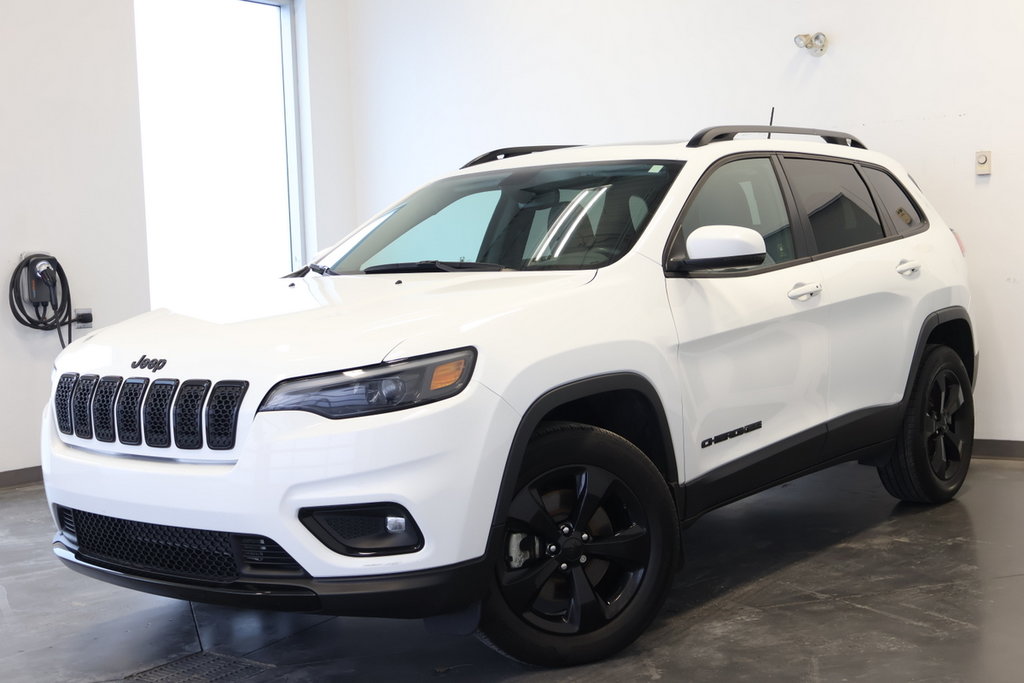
[8,252,91,349]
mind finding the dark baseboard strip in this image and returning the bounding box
[0,466,43,489]
[974,439,1024,460]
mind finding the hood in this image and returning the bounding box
[55,271,595,383]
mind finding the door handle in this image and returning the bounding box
[896,259,922,276]
[787,282,822,301]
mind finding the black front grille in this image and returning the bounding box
[174,380,211,450]
[116,378,149,446]
[55,374,246,451]
[56,507,302,584]
[144,379,179,448]
[71,375,98,439]
[55,373,78,435]
[207,381,249,450]
[92,376,122,443]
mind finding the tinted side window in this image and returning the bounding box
[784,158,884,253]
[680,158,795,266]
[863,167,926,235]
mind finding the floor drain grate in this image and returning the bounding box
[126,651,274,682]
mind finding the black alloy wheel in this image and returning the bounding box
[478,422,678,667]
[923,366,970,482]
[879,345,974,503]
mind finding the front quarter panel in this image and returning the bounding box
[386,256,685,481]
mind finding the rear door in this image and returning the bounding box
[779,156,933,432]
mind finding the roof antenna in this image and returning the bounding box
[768,106,775,139]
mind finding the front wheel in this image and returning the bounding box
[878,345,974,503]
[478,422,679,667]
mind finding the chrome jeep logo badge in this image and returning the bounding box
[131,354,167,372]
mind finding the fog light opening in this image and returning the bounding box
[299,503,423,557]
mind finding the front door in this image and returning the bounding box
[664,156,831,504]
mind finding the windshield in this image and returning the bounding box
[322,160,683,273]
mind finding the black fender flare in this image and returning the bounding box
[484,372,679,547]
[900,305,975,417]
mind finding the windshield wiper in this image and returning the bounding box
[363,260,508,274]
[308,263,340,276]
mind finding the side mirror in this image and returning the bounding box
[666,225,767,273]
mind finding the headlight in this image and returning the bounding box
[258,348,476,419]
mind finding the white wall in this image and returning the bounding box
[0,0,360,478]
[0,0,150,475]
[341,0,1024,440]
[2,0,1021,479]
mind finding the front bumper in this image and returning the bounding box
[42,380,518,611]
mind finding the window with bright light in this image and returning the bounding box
[135,0,302,311]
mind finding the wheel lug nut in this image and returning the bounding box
[580,555,588,564]
[547,544,558,554]
[560,525,572,535]
[559,563,569,571]
[581,533,590,542]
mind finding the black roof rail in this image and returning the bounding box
[461,145,580,169]
[687,125,866,150]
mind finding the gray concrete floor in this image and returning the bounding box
[2,457,1023,682]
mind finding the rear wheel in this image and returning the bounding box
[478,422,678,667]
[878,345,974,503]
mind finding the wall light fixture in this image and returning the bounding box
[794,32,828,57]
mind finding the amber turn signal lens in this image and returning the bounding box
[430,359,466,391]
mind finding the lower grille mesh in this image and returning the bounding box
[59,507,302,584]
[73,509,239,583]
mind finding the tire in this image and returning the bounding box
[478,421,679,667]
[878,345,974,503]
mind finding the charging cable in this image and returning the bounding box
[8,253,75,348]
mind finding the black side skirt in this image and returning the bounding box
[681,403,900,524]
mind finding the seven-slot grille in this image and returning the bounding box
[56,506,303,584]
[54,373,248,451]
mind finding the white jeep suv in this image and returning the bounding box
[42,126,976,666]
